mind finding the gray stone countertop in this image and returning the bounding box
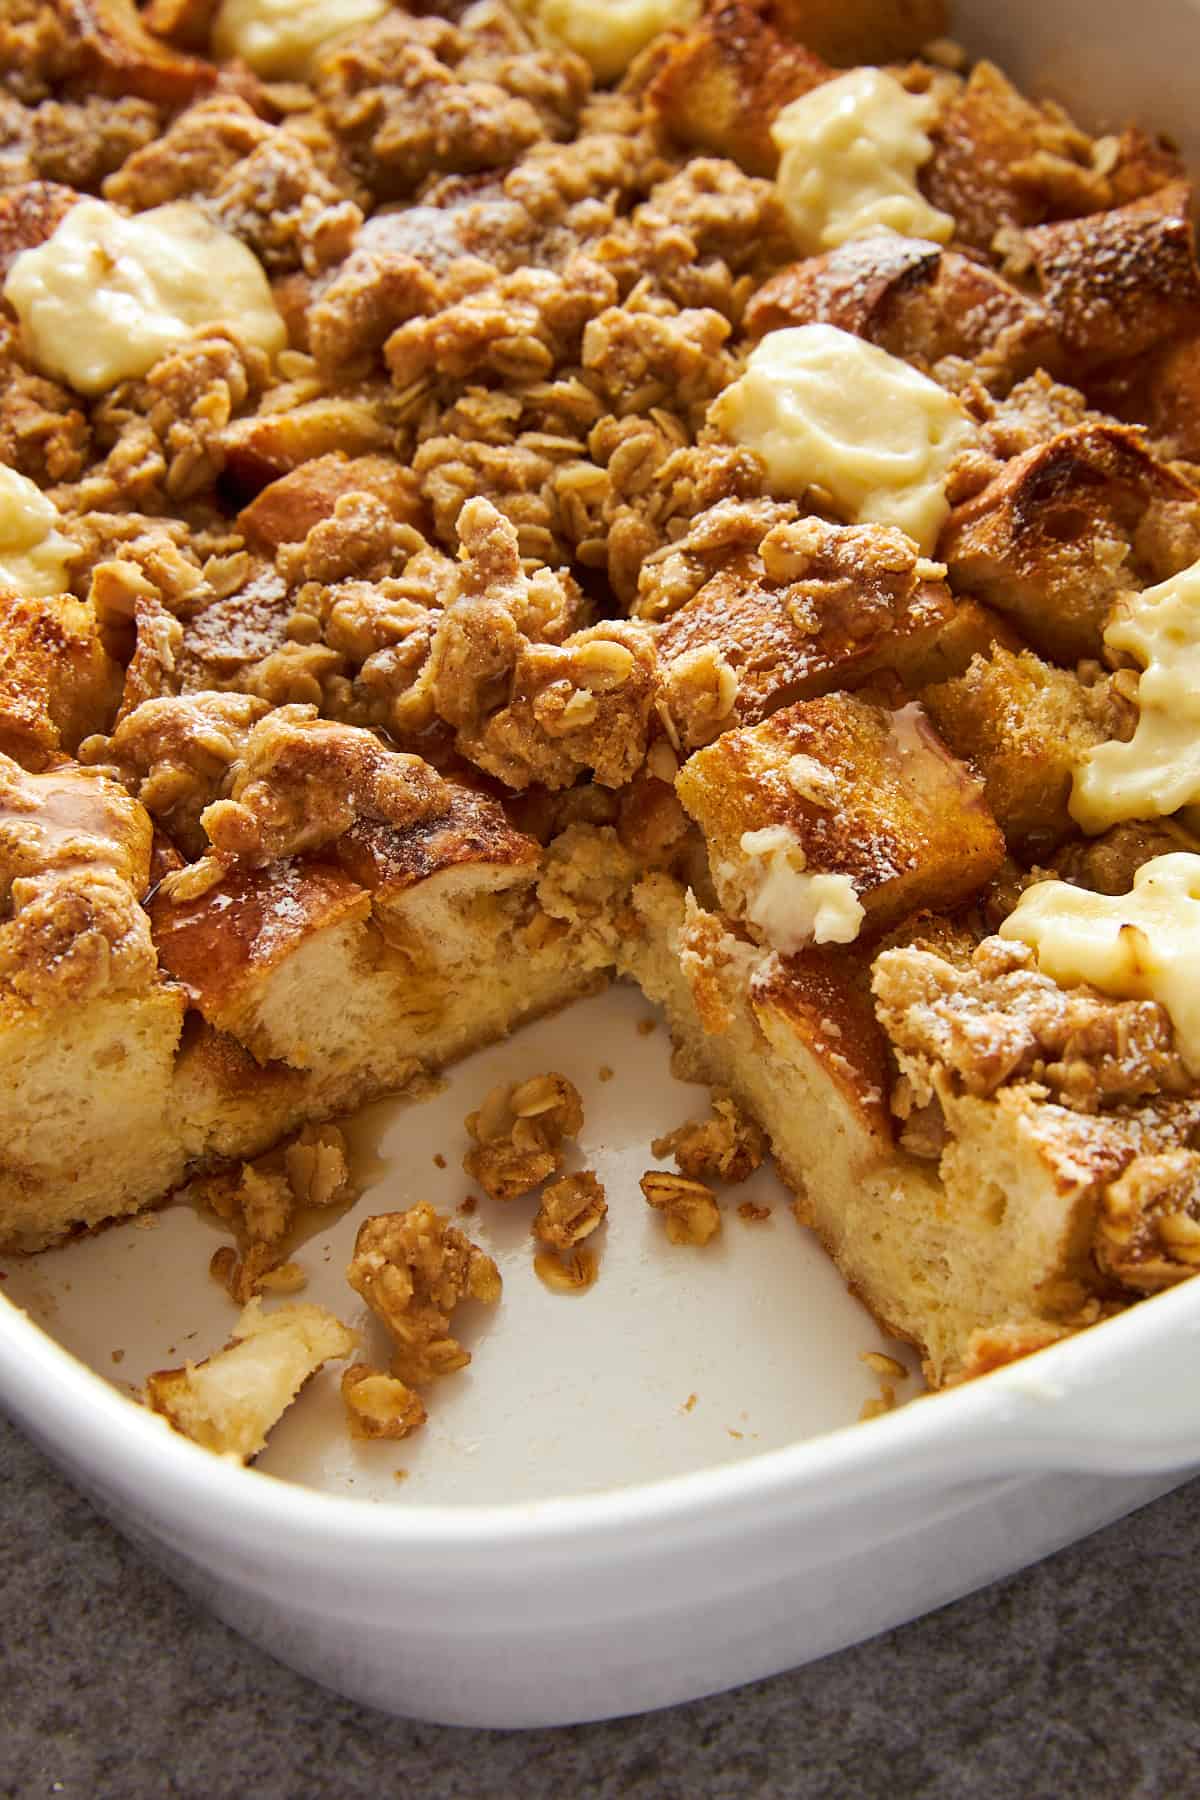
[2,1410,1198,1800]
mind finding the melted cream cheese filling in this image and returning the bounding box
[213,0,390,79]
[5,200,286,396]
[1072,559,1200,834]
[710,324,976,554]
[522,0,699,81]
[737,825,865,952]
[0,467,74,597]
[1000,853,1200,1074]
[772,68,954,254]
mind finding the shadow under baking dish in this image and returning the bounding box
[0,985,922,1506]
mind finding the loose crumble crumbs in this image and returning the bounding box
[534,1246,599,1293]
[200,1121,354,1304]
[463,1070,584,1201]
[641,1169,723,1245]
[653,1096,766,1184]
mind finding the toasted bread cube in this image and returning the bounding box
[236,453,426,552]
[0,590,123,766]
[146,1299,359,1462]
[1094,330,1200,462]
[60,0,216,106]
[624,877,988,1381]
[942,425,1200,663]
[0,981,187,1251]
[744,236,1059,391]
[220,396,395,489]
[922,647,1113,857]
[658,517,959,747]
[744,233,942,342]
[677,692,1004,947]
[154,787,560,1087]
[891,597,1026,690]
[139,0,218,52]
[770,0,947,65]
[922,61,1091,255]
[150,858,385,1075]
[1022,183,1200,368]
[931,1087,1126,1327]
[646,2,830,175]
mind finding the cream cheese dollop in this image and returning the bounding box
[1072,559,1200,834]
[999,853,1200,1074]
[5,200,286,397]
[0,466,74,597]
[710,324,975,555]
[521,0,699,82]
[772,68,954,254]
[213,0,390,79]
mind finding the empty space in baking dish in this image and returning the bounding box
[0,984,922,1506]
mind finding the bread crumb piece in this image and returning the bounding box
[641,1170,722,1245]
[652,1097,766,1184]
[860,1351,908,1379]
[134,1213,160,1230]
[342,1364,427,1440]
[727,1428,743,1440]
[598,1065,614,1082]
[737,1201,771,1223]
[145,1299,358,1462]
[533,1171,607,1250]
[859,1388,897,1422]
[433,1154,447,1169]
[534,1248,599,1293]
[458,1196,478,1216]
[637,1018,657,1036]
[464,1073,583,1201]
[394,1469,409,1483]
[111,1349,124,1365]
[681,1392,698,1413]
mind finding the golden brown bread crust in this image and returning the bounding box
[751,943,894,1145]
[921,61,1177,256]
[1022,183,1200,368]
[677,691,1005,937]
[334,782,540,897]
[768,0,947,66]
[0,590,123,766]
[58,0,216,105]
[657,517,961,742]
[921,647,1119,858]
[150,857,371,1027]
[744,234,1060,390]
[236,454,427,553]
[646,2,830,175]
[941,424,1200,662]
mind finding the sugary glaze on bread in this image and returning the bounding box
[4,1,1200,1383]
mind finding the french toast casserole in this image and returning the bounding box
[5,0,1200,1394]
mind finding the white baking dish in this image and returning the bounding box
[4,0,1200,1729]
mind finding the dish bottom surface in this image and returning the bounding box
[0,985,923,1505]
